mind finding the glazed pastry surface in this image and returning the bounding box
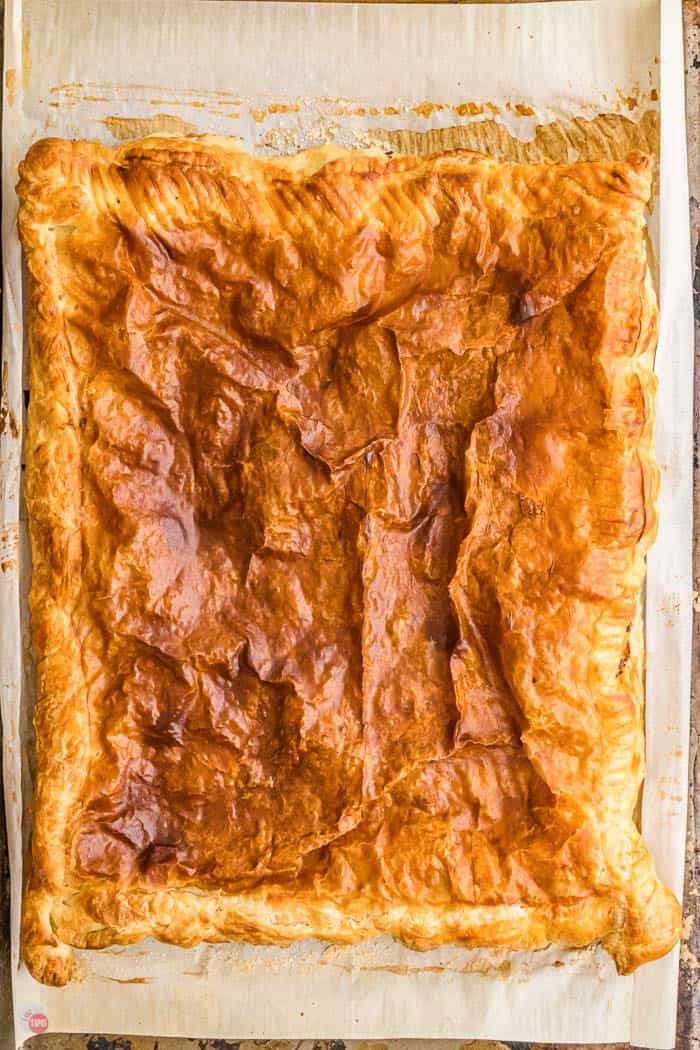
[16,137,680,985]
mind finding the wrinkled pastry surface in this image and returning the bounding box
[17,137,680,986]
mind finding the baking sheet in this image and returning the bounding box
[0,0,692,1047]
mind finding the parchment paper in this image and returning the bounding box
[0,1,693,1047]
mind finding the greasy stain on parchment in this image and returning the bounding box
[22,27,32,90]
[4,69,17,108]
[0,362,19,442]
[5,28,32,110]
[101,114,198,140]
[371,109,659,164]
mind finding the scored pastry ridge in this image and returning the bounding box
[17,136,680,986]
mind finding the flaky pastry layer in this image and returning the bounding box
[16,136,680,986]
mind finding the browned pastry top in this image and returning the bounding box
[16,137,680,986]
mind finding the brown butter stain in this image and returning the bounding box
[50,80,85,94]
[22,27,32,90]
[372,109,659,170]
[383,105,400,116]
[651,88,659,102]
[616,85,646,112]
[410,101,446,118]
[249,101,309,121]
[453,102,484,117]
[326,103,380,117]
[321,958,512,978]
[268,102,301,114]
[5,68,17,107]
[51,81,241,100]
[101,114,198,140]
[369,964,448,974]
[0,362,19,440]
[99,975,152,984]
[148,97,242,111]
[506,102,536,116]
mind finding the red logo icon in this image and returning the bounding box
[22,1010,48,1034]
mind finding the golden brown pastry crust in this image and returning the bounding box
[17,136,680,986]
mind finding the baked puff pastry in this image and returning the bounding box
[16,137,681,986]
